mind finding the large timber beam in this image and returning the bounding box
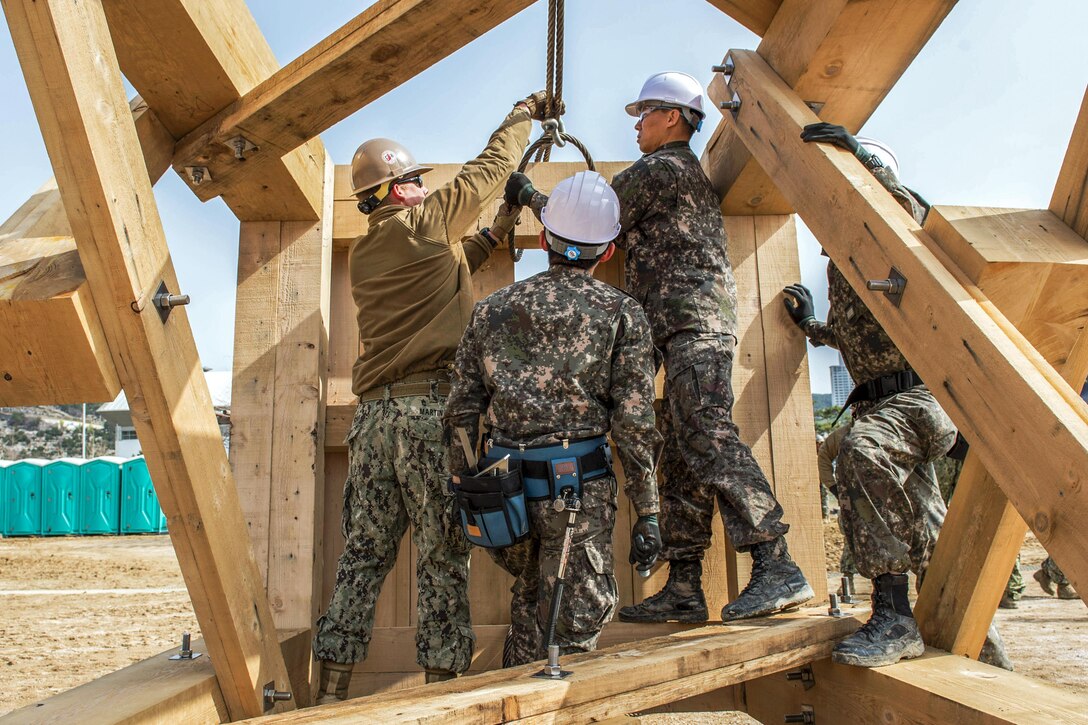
[703,0,782,35]
[701,0,957,214]
[743,650,1088,724]
[171,0,535,208]
[102,0,326,221]
[1051,84,1088,238]
[0,98,172,406]
[3,0,295,717]
[915,206,1088,655]
[248,611,863,724]
[723,49,1088,597]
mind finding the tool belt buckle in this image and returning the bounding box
[549,457,581,500]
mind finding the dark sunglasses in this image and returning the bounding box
[394,175,424,188]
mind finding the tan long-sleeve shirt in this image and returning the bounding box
[350,108,531,395]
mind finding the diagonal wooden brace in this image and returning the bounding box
[721,49,1087,603]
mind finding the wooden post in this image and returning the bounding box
[3,0,293,716]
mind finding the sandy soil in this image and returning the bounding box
[0,532,1084,718]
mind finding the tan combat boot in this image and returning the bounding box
[316,660,354,705]
[1057,582,1079,600]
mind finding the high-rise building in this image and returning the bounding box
[830,354,854,408]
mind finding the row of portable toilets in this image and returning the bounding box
[0,457,167,536]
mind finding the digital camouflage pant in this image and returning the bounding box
[835,386,955,578]
[659,333,788,561]
[312,389,475,673]
[489,476,618,666]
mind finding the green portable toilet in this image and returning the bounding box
[42,458,84,536]
[4,459,47,536]
[80,456,124,535]
[121,457,166,534]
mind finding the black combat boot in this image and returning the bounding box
[315,660,354,705]
[832,573,925,667]
[424,669,458,684]
[617,560,708,623]
[720,536,814,621]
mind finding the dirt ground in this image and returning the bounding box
[0,532,1084,718]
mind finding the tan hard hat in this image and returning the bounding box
[350,138,433,197]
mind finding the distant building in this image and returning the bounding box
[97,370,231,457]
[830,354,853,408]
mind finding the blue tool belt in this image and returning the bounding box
[449,465,529,549]
[485,435,612,501]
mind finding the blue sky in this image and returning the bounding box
[1,1,1086,394]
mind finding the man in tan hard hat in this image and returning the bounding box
[311,91,550,703]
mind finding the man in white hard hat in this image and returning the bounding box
[784,122,1012,670]
[444,171,662,666]
[508,71,814,625]
[311,91,553,702]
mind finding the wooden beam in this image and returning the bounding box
[172,0,535,207]
[0,97,171,406]
[1051,85,1088,238]
[723,49,1088,601]
[701,0,957,214]
[0,631,311,725]
[703,0,782,35]
[102,0,325,221]
[3,0,294,717]
[246,610,863,724]
[743,650,1088,724]
[915,206,1088,655]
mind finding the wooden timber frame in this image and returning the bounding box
[1,0,1087,723]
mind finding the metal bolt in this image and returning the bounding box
[154,293,190,310]
[828,593,842,617]
[263,687,292,703]
[720,100,741,111]
[169,631,202,660]
[712,61,735,75]
[785,708,816,724]
[866,278,906,295]
[785,665,815,690]
[234,138,247,160]
[184,166,208,186]
[840,575,854,604]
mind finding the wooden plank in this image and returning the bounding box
[743,650,1088,724]
[0,630,310,725]
[703,0,782,35]
[3,0,294,716]
[724,48,1088,602]
[914,206,1088,655]
[0,97,172,407]
[1051,85,1088,238]
[101,0,325,221]
[172,0,536,207]
[753,215,827,601]
[701,0,957,214]
[248,610,863,724]
[332,162,632,252]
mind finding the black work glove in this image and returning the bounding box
[782,283,816,327]
[504,172,537,207]
[801,122,873,164]
[630,514,662,568]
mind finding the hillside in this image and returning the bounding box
[0,406,114,461]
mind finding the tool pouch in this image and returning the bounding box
[488,436,611,502]
[450,461,529,549]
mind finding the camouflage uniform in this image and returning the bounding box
[445,264,661,665]
[312,393,473,671]
[611,141,788,560]
[313,107,532,673]
[799,163,955,579]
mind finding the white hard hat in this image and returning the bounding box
[625,71,706,130]
[856,137,900,179]
[541,171,621,259]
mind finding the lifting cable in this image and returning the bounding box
[508,0,596,262]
